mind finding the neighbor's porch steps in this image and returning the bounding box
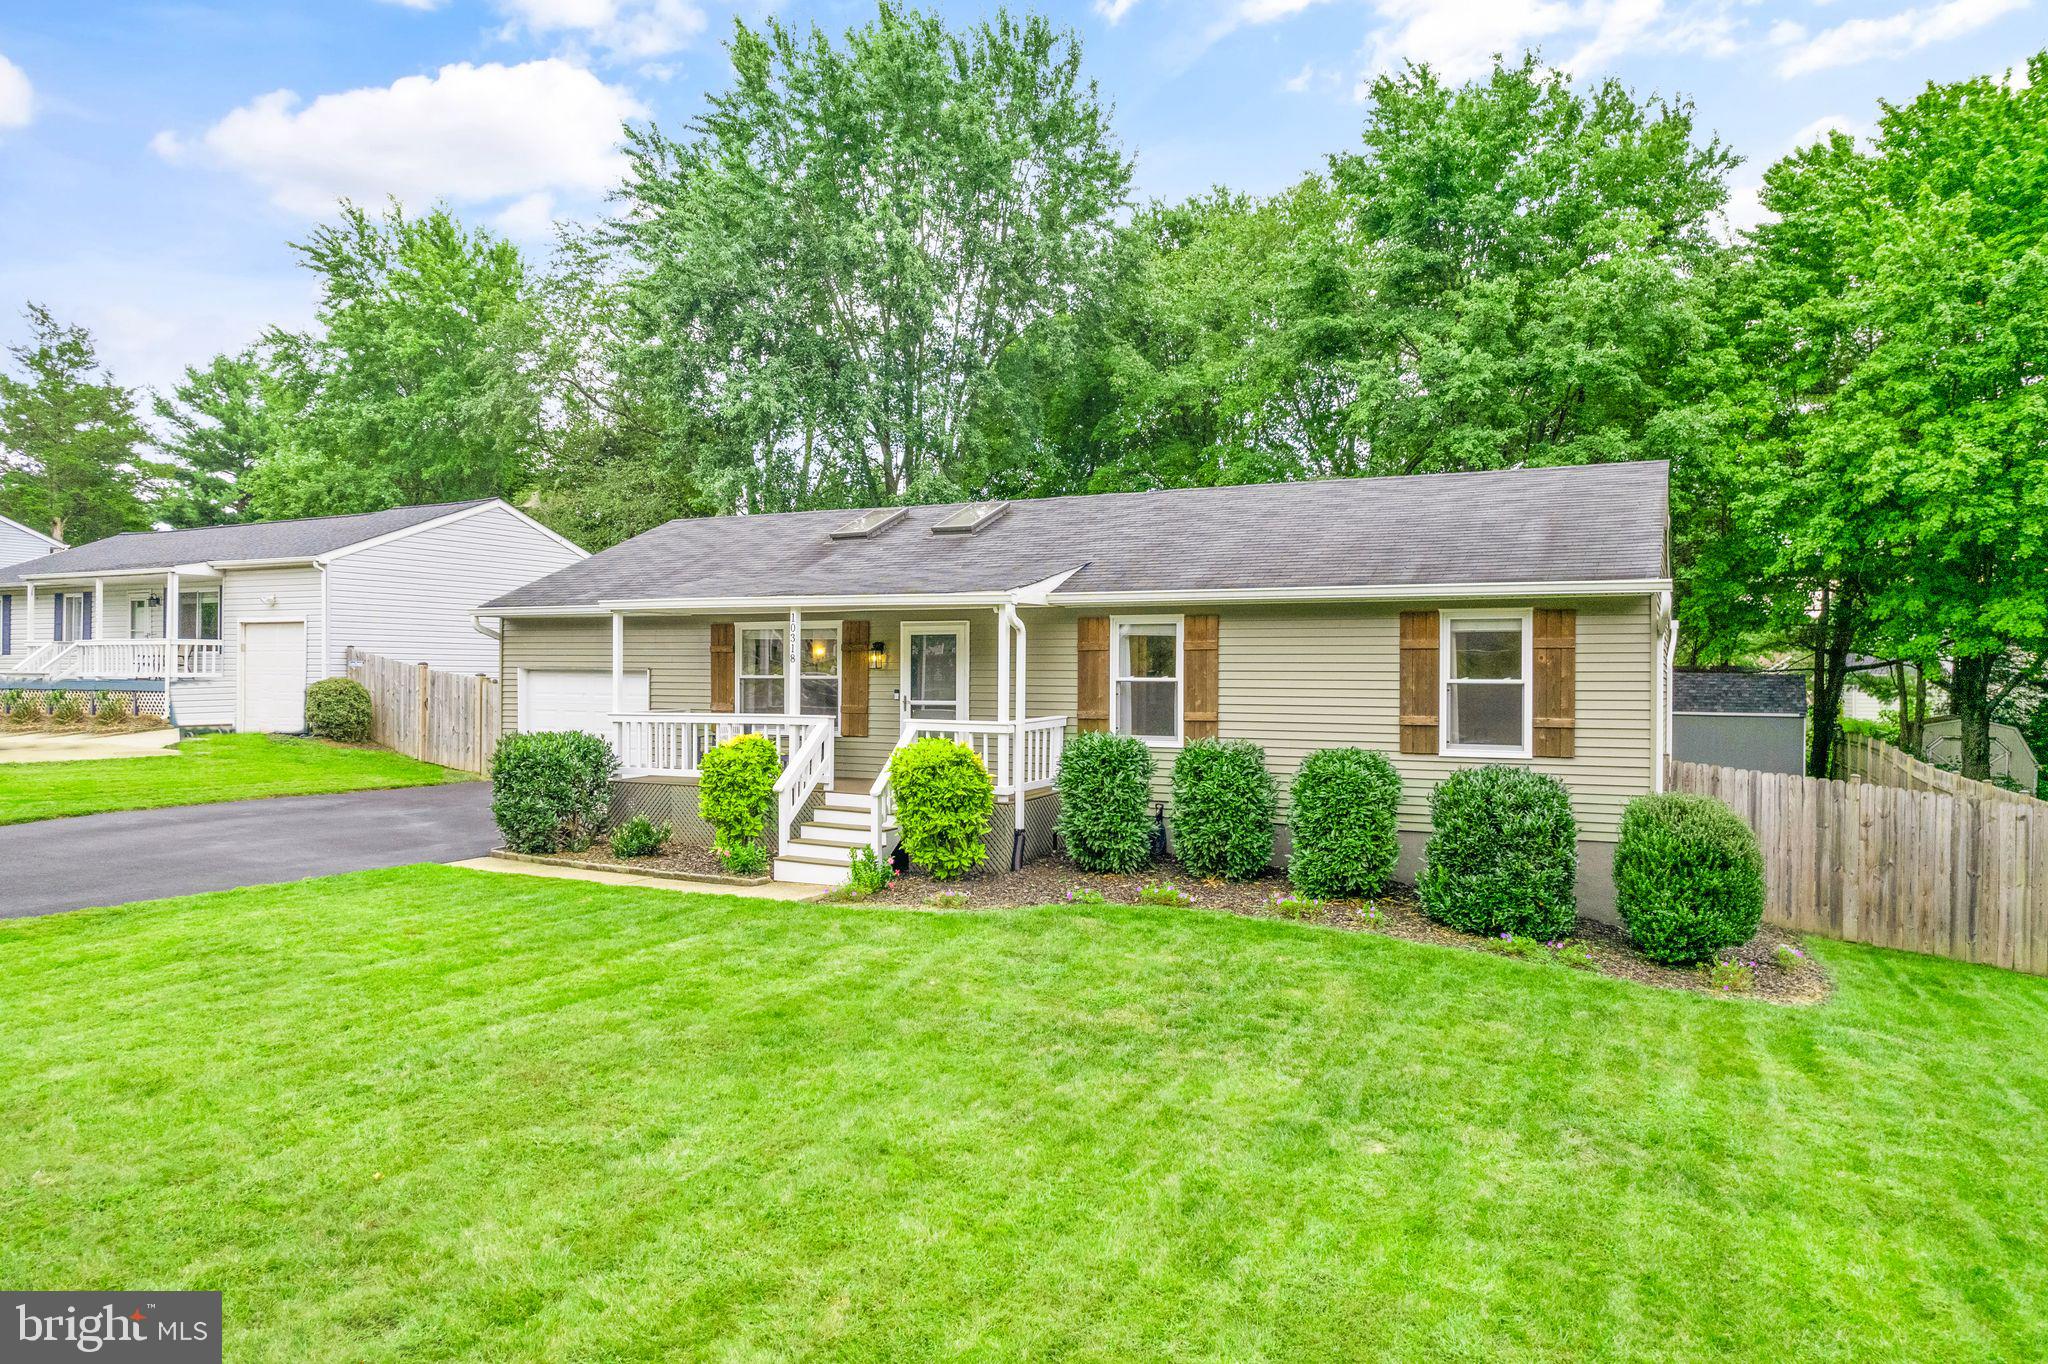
[774,789,891,887]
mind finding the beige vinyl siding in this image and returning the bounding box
[501,617,711,732]
[326,505,585,677]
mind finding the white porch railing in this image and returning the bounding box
[1,639,223,681]
[867,715,1068,854]
[610,712,833,779]
[774,719,836,847]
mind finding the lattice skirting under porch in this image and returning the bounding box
[2,683,167,718]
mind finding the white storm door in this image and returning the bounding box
[240,620,308,732]
[900,624,968,722]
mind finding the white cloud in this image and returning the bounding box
[1283,61,1317,92]
[0,51,33,130]
[1775,0,2029,77]
[1785,113,1864,148]
[1094,0,1142,20]
[493,0,708,62]
[152,59,647,218]
[374,0,447,9]
[493,191,560,241]
[1359,0,1738,84]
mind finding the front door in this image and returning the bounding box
[901,623,967,722]
[240,620,307,732]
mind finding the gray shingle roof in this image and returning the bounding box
[1674,670,1809,716]
[485,461,1669,610]
[4,501,493,584]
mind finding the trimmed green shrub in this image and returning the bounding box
[47,692,86,725]
[1056,731,1156,874]
[889,737,994,880]
[722,841,769,877]
[1613,793,1766,964]
[1169,739,1277,881]
[609,814,671,859]
[1287,747,1402,898]
[490,730,618,854]
[305,677,373,743]
[1418,766,1578,939]
[698,733,781,855]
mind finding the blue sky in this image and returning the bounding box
[0,0,2038,398]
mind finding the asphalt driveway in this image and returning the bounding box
[0,783,499,918]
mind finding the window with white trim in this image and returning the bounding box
[799,624,839,721]
[1441,611,1530,756]
[737,624,784,713]
[1112,616,1182,745]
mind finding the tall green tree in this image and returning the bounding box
[614,2,1132,511]
[0,304,151,544]
[249,202,544,518]
[152,347,278,527]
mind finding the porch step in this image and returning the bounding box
[772,857,850,887]
[780,837,855,867]
[808,807,874,832]
[822,788,877,813]
[795,822,872,849]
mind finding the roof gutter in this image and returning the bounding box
[1047,578,1673,606]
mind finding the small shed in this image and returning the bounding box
[1921,717,2040,794]
[1673,670,1808,775]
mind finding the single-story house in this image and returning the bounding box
[1,499,586,730]
[480,461,1677,907]
[1672,669,1808,775]
[0,512,66,646]
[1923,716,2040,793]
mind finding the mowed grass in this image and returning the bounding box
[0,734,467,824]
[4,868,2046,1362]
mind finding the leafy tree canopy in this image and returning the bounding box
[0,304,152,545]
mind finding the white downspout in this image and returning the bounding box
[995,604,1012,791]
[610,611,625,714]
[318,559,332,680]
[164,568,179,726]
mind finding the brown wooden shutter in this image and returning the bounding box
[1077,615,1109,732]
[840,619,870,737]
[1532,607,1577,759]
[1183,614,1218,741]
[710,622,735,713]
[1398,610,1440,754]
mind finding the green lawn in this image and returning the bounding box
[4,869,2045,1362]
[0,734,467,824]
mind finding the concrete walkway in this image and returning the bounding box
[0,729,182,763]
[0,783,499,918]
[448,855,826,902]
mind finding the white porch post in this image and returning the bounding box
[994,605,1012,790]
[784,610,801,718]
[163,568,179,722]
[92,578,104,642]
[23,582,33,646]
[610,611,625,713]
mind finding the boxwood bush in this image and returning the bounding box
[1056,731,1156,874]
[1613,793,1766,963]
[889,737,994,880]
[1287,747,1402,898]
[609,814,671,859]
[490,730,618,854]
[1418,766,1578,939]
[698,733,781,855]
[305,677,373,743]
[1170,739,1277,881]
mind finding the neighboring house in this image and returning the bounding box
[480,462,1677,904]
[1923,716,2040,793]
[0,512,66,662]
[1672,669,1808,775]
[0,500,585,731]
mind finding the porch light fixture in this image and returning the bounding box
[810,637,830,663]
[869,639,890,670]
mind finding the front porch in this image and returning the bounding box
[1,568,228,723]
[584,604,1070,886]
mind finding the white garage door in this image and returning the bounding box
[522,669,650,738]
[241,620,307,732]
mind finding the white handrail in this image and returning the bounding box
[773,717,835,848]
[3,638,223,681]
[866,715,1070,855]
[610,711,829,778]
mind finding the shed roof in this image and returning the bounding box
[1674,670,1809,716]
[485,461,1670,611]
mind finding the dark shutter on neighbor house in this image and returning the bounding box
[2,593,10,656]
[1183,614,1219,741]
[80,590,92,641]
[1398,609,1440,754]
[710,622,735,713]
[1532,607,1577,759]
[841,619,870,738]
[1077,615,1109,732]
[51,592,64,642]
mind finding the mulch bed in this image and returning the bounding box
[836,856,1831,1005]
[504,839,770,885]
[1,717,170,736]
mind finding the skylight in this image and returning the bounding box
[930,501,1009,535]
[829,507,908,540]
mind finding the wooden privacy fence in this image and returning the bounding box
[1669,757,2047,976]
[343,647,501,774]
[1838,732,2039,805]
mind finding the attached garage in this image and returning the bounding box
[520,669,650,738]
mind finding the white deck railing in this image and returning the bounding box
[866,715,1068,854]
[610,712,833,779]
[1,639,223,681]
